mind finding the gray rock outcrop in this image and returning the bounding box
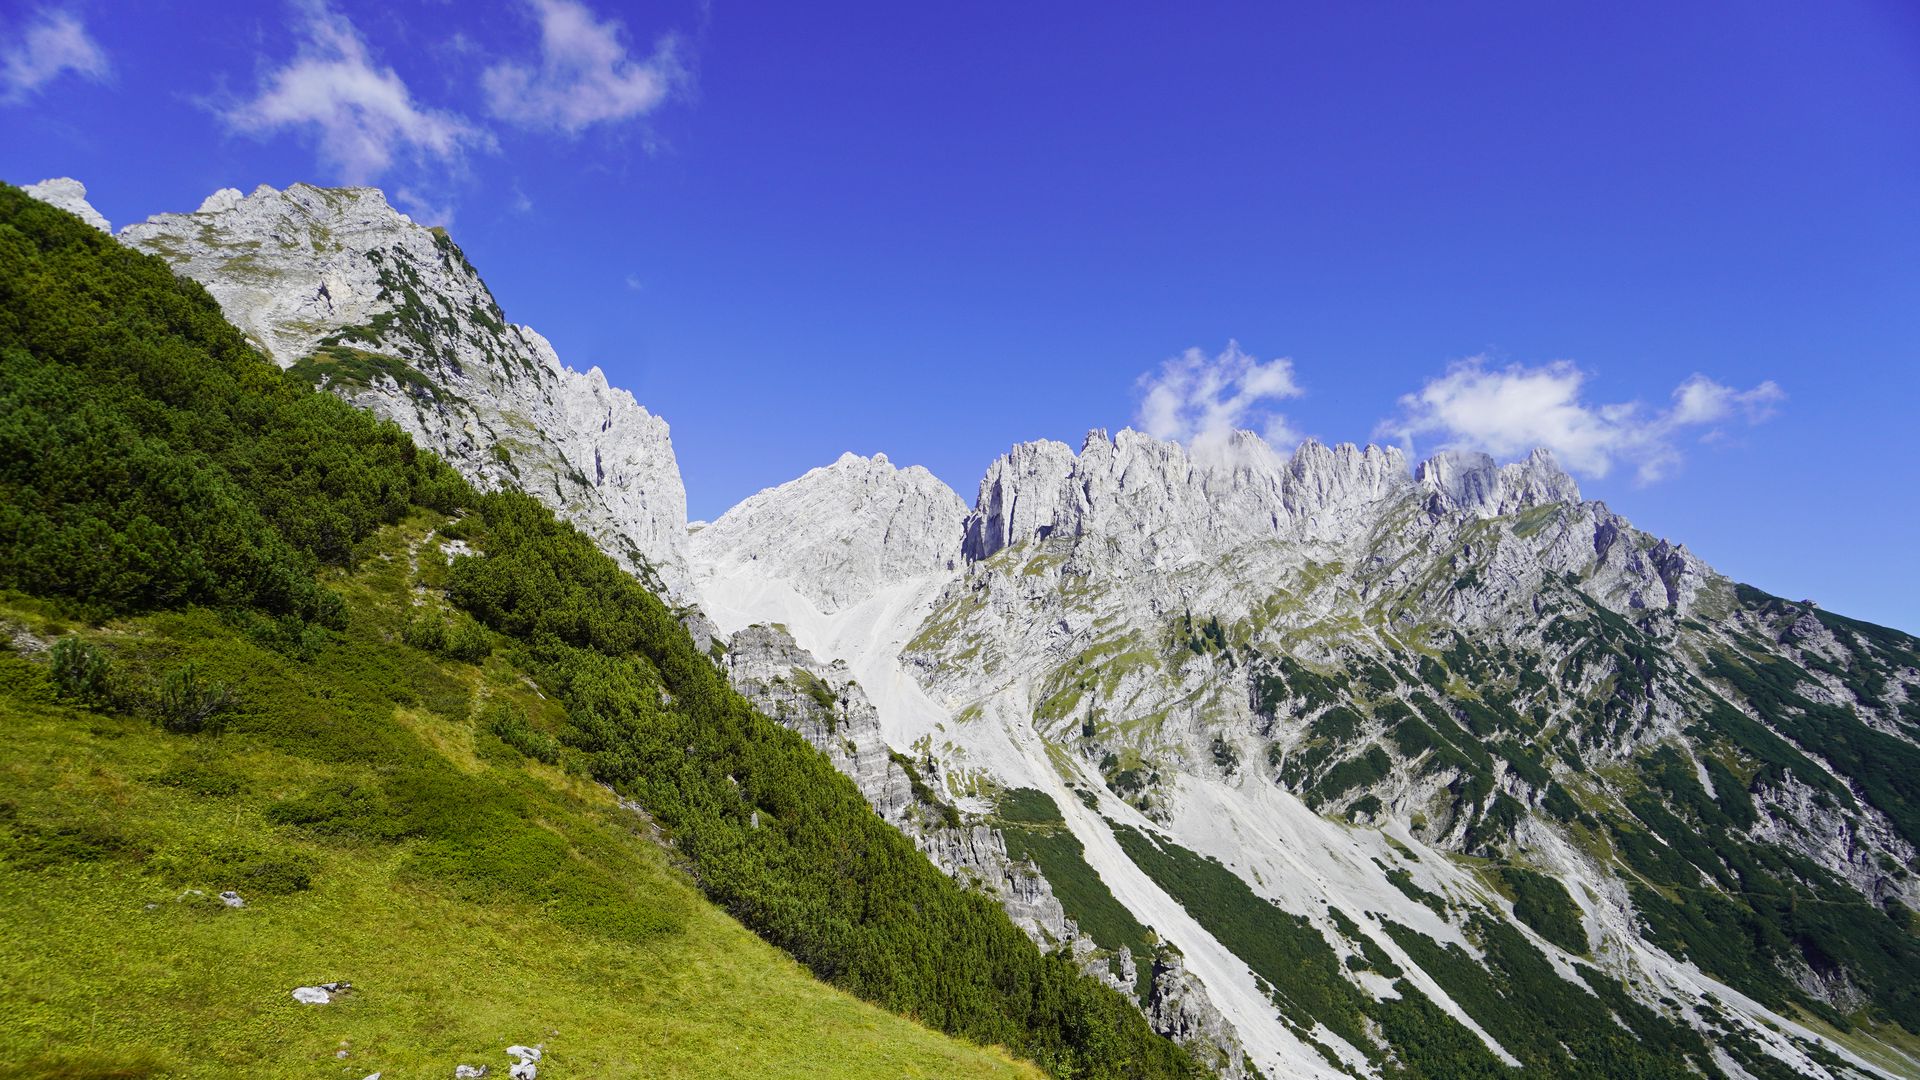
[22,178,110,232]
[691,451,968,613]
[116,183,693,596]
[724,622,915,824]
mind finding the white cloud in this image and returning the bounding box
[1,8,109,103]
[1669,372,1784,426]
[1136,342,1305,454]
[220,2,488,183]
[392,186,455,226]
[1379,358,1783,484]
[483,0,685,134]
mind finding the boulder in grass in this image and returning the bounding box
[505,1045,540,1078]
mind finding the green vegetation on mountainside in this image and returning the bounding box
[1233,570,1920,1044]
[0,558,1038,1079]
[0,185,1197,1079]
[1109,822,1745,1078]
[993,788,1156,995]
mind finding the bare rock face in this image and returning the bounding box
[1146,947,1261,1080]
[691,451,968,613]
[963,432,1590,568]
[22,178,111,232]
[917,825,1075,942]
[722,622,1135,983]
[965,429,1428,565]
[724,622,916,824]
[1414,447,1582,516]
[116,183,693,596]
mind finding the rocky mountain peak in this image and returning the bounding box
[23,178,110,232]
[1284,439,1411,516]
[690,450,969,613]
[1414,446,1581,517]
[964,429,1438,562]
[114,180,694,597]
[117,181,466,367]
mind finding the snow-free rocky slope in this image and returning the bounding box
[51,178,1920,1079]
[702,430,1920,1080]
[115,182,695,598]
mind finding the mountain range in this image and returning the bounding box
[15,176,1920,1080]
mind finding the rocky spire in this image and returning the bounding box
[1414,446,1580,517]
[22,178,110,232]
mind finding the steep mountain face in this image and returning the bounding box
[691,451,968,613]
[722,619,1260,1079]
[112,182,694,597]
[698,430,1920,1080]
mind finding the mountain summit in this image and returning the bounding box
[115,181,695,598]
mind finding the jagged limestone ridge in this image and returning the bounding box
[109,181,694,598]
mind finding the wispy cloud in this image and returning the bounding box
[483,0,686,134]
[1,8,109,103]
[1136,341,1305,453]
[1378,358,1783,483]
[392,186,457,226]
[219,1,489,184]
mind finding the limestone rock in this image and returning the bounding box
[1147,947,1260,1080]
[691,451,968,613]
[22,178,110,232]
[117,182,693,597]
[723,623,916,824]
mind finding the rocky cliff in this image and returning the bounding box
[691,451,968,613]
[110,182,694,597]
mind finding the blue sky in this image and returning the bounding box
[4,1,1918,630]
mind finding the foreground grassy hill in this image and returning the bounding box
[0,528,1038,1079]
[0,183,1196,1078]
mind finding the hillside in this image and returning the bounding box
[0,532,1041,1080]
[0,185,1198,1078]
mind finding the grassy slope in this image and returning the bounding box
[0,515,1039,1080]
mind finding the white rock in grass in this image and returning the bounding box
[218,890,245,908]
[291,986,330,1005]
